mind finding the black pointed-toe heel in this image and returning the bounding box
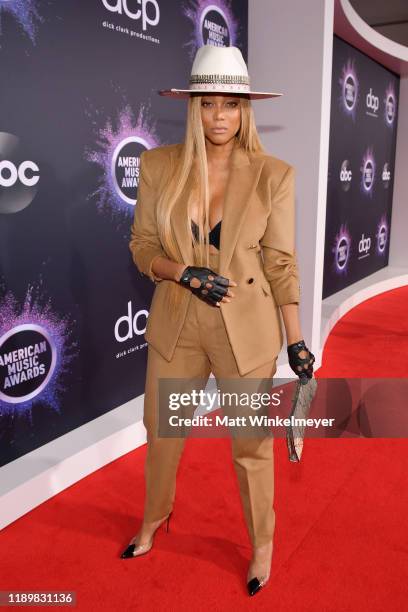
[247,575,269,596]
[246,540,272,596]
[120,511,172,559]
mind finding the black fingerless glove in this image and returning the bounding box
[287,339,315,385]
[179,266,229,306]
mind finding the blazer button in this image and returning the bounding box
[247,277,254,284]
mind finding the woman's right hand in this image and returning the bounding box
[177,265,237,307]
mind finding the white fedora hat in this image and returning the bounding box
[158,44,283,100]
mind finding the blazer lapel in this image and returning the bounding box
[169,142,265,275]
[218,146,265,276]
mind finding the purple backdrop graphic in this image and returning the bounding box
[323,36,399,299]
[0,0,248,467]
[0,283,78,414]
[0,0,43,45]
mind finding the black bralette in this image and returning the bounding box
[191,220,221,250]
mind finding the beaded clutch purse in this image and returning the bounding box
[286,376,318,462]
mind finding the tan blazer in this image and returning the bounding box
[129,141,301,376]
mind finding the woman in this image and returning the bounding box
[123,44,315,597]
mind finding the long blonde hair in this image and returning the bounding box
[156,94,266,316]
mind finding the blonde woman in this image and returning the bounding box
[122,45,315,596]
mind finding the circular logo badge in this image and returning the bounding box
[377,224,387,254]
[111,137,149,206]
[200,6,230,46]
[0,324,57,404]
[385,93,395,125]
[362,159,374,192]
[336,236,349,271]
[343,74,357,112]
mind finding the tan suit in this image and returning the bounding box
[129,141,301,548]
[130,141,300,376]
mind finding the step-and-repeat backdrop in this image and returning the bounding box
[0,0,248,467]
[323,35,399,299]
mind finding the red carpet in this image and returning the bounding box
[1,286,407,610]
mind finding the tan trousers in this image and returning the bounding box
[142,250,278,547]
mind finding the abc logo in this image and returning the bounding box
[366,88,379,113]
[358,233,371,254]
[0,132,40,214]
[114,301,148,342]
[340,168,352,182]
[382,163,391,184]
[340,160,352,191]
[0,160,40,188]
[102,0,160,30]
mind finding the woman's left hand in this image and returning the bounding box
[287,339,315,384]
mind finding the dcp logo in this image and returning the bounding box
[358,233,371,255]
[339,160,352,191]
[114,301,149,342]
[102,0,160,30]
[366,88,379,115]
[0,132,40,214]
